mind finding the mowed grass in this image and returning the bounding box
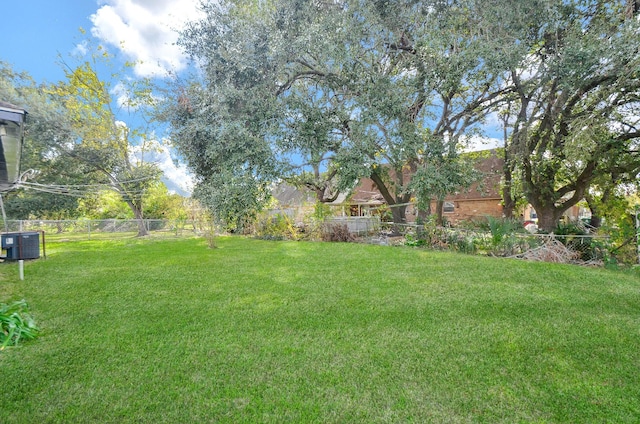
[1,236,639,423]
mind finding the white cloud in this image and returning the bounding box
[72,40,89,57]
[155,144,194,196]
[461,135,503,152]
[131,140,194,196]
[112,82,131,109]
[90,0,203,77]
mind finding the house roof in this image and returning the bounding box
[271,183,316,207]
[447,150,503,201]
[347,149,505,204]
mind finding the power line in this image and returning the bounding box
[18,181,153,199]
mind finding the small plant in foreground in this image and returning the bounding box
[404,233,426,247]
[1,300,39,349]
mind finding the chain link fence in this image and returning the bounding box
[0,219,203,240]
[1,218,635,266]
[371,222,622,266]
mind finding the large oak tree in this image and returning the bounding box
[169,0,511,224]
[502,0,640,231]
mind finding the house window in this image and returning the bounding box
[443,201,455,213]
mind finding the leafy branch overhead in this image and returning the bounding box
[167,0,640,230]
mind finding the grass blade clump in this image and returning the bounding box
[0,299,39,348]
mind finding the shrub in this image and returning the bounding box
[553,220,603,262]
[486,216,523,245]
[447,231,478,254]
[321,224,355,242]
[404,233,426,247]
[254,213,298,241]
[1,300,39,349]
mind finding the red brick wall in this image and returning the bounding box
[431,198,503,225]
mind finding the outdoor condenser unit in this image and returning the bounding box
[1,232,40,260]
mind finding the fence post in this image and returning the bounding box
[636,205,640,264]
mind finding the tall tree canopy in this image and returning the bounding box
[0,62,88,219]
[169,0,640,231]
[168,0,513,225]
[1,43,166,231]
[501,0,640,231]
[48,46,163,235]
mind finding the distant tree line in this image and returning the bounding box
[0,41,186,234]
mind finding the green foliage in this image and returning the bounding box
[47,41,164,235]
[202,219,218,249]
[486,216,523,246]
[78,190,134,219]
[0,300,39,349]
[0,62,91,219]
[409,132,480,213]
[254,212,298,241]
[552,220,610,262]
[312,202,332,222]
[170,0,516,224]
[502,1,640,230]
[594,214,638,266]
[403,232,426,247]
[283,202,335,242]
[402,217,543,257]
[141,182,188,220]
[554,220,589,237]
[194,172,271,232]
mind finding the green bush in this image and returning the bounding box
[1,300,39,349]
[404,233,426,247]
[448,232,478,254]
[486,216,523,245]
[254,213,298,241]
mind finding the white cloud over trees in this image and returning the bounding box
[90,0,203,77]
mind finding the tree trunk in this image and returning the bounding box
[535,206,563,233]
[522,156,592,233]
[390,204,407,224]
[586,195,602,228]
[435,200,444,226]
[502,181,516,219]
[369,171,408,224]
[126,200,148,237]
[589,213,602,229]
[502,155,516,219]
[585,191,609,229]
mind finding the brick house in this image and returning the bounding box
[433,150,504,225]
[343,150,506,224]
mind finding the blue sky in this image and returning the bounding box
[2,1,502,194]
[3,0,202,81]
[3,1,98,83]
[2,0,203,195]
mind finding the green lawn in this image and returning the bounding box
[1,236,639,423]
